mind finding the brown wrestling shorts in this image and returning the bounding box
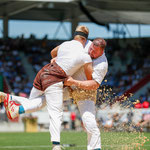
[33,62,67,91]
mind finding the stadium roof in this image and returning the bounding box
[0,0,150,24]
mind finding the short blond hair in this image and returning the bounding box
[74,25,89,40]
[75,25,89,35]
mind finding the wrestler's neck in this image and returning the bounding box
[74,37,86,47]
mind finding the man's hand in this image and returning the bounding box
[51,57,56,63]
[64,76,75,86]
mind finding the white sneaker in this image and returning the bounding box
[52,145,65,150]
[0,92,7,103]
[4,94,19,120]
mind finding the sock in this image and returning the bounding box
[52,141,60,145]
[18,105,25,114]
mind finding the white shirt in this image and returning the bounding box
[56,40,92,76]
[73,40,108,84]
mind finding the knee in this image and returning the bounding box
[82,112,99,134]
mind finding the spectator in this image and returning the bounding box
[70,112,76,130]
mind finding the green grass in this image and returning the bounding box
[0,131,149,150]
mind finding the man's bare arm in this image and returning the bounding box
[84,62,93,80]
[64,77,99,90]
[51,46,59,58]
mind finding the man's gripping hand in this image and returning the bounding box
[64,76,75,86]
[50,57,56,63]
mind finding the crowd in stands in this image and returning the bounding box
[0,36,150,130]
[0,38,31,95]
[101,38,150,107]
[0,36,150,105]
[108,39,150,91]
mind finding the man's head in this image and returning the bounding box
[88,38,106,59]
[74,25,89,46]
